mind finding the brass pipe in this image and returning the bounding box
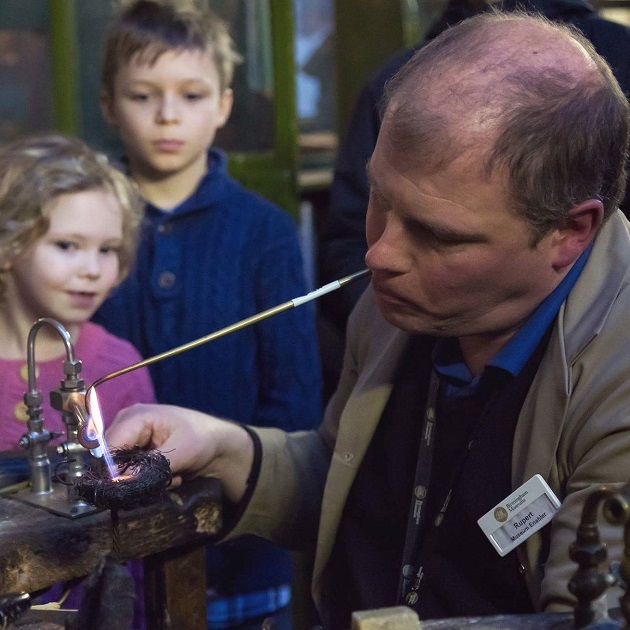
[86,269,371,412]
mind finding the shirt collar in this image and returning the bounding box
[434,243,593,392]
[124,148,228,216]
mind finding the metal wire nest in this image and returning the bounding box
[74,447,172,510]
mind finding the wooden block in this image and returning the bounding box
[0,476,222,593]
[351,605,422,630]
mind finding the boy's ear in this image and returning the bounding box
[217,88,234,129]
[99,90,117,127]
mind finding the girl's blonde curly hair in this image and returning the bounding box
[0,133,144,301]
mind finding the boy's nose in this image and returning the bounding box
[156,95,180,123]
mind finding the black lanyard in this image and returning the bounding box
[398,369,440,605]
[397,370,500,606]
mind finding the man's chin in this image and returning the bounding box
[376,302,458,336]
[379,305,430,334]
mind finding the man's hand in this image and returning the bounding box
[105,403,254,502]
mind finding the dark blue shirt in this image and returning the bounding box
[94,149,323,609]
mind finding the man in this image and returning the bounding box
[106,12,630,629]
[318,0,630,332]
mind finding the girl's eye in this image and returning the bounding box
[55,240,76,251]
[100,245,119,255]
[130,93,150,102]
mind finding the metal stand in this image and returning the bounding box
[14,318,99,518]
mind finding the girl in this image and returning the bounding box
[0,134,155,450]
[0,133,154,629]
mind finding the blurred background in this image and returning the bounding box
[0,0,628,287]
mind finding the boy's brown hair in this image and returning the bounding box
[101,0,243,95]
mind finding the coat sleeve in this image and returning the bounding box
[539,377,630,613]
[226,288,371,551]
[535,293,630,612]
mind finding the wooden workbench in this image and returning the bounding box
[0,475,222,629]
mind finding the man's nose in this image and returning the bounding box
[365,220,406,272]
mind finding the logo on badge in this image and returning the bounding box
[494,507,508,523]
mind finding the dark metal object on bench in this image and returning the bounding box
[0,475,222,630]
[567,482,630,629]
[73,447,172,510]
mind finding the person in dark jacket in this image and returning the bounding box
[105,12,630,625]
[317,0,630,399]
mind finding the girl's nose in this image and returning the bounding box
[80,251,102,278]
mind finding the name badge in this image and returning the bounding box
[477,474,561,557]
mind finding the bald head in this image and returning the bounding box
[382,12,629,237]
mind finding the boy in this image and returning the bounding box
[95,2,323,629]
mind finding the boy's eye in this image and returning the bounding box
[130,93,150,102]
[185,92,205,101]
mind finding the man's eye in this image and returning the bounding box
[368,192,390,213]
[406,223,460,247]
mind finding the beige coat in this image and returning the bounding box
[231,211,630,615]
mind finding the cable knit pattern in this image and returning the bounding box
[94,148,323,597]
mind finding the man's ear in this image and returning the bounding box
[551,199,604,270]
[99,90,117,127]
[216,88,234,129]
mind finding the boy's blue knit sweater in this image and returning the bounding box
[94,149,322,598]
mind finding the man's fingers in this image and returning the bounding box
[169,474,183,488]
[106,404,159,449]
